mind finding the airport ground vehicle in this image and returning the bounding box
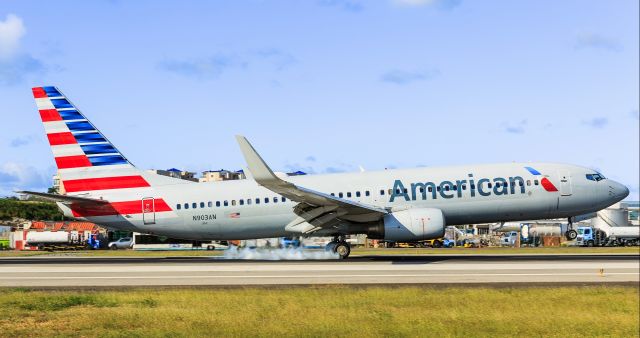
[108,237,133,250]
[0,239,9,250]
[25,231,89,251]
[575,226,639,247]
[424,238,454,248]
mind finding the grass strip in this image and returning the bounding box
[0,285,637,337]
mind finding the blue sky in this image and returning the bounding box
[0,0,638,199]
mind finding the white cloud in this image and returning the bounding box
[0,162,51,196]
[0,14,26,60]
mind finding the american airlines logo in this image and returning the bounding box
[389,167,558,202]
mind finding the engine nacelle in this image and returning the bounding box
[382,208,445,242]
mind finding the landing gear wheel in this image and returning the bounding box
[333,241,351,259]
[565,230,577,241]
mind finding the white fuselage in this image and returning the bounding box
[67,162,628,240]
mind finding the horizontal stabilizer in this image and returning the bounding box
[16,191,110,205]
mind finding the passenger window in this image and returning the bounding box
[192,203,197,209]
[388,189,392,195]
[255,198,260,204]
[208,201,212,208]
[356,191,361,197]
[519,181,524,186]
[445,186,450,191]
[462,185,466,190]
[240,199,244,205]
[428,187,433,192]
[339,192,343,198]
[200,202,205,208]
[177,204,181,210]
[404,188,408,193]
[365,191,370,196]
[380,190,385,196]
[247,199,252,205]
[470,184,475,190]
[331,193,335,196]
[224,201,229,206]
[274,197,278,203]
[232,200,236,206]
[347,192,352,198]
[534,180,539,185]
[453,185,457,190]
[437,187,441,192]
[184,203,189,209]
[216,201,221,207]
[488,183,492,189]
[527,180,531,186]
[264,197,269,203]
[282,197,286,202]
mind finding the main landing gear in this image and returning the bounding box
[326,236,351,259]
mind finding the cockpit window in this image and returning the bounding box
[586,173,605,181]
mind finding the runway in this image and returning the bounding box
[1,254,638,288]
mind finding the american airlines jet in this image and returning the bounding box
[21,86,630,258]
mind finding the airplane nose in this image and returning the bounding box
[620,184,630,199]
[612,181,629,201]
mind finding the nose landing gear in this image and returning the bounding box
[326,236,351,259]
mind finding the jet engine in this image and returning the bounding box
[381,208,445,242]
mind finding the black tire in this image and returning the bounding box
[207,245,214,251]
[432,240,442,248]
[334,241,351,259]
[587,240,594,247]
[110,245,117,250]
[565,230,578,240]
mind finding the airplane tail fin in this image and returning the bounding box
[32,86,149,194]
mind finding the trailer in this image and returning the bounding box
[25,231,88,250]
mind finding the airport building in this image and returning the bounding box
[200,169,246,182]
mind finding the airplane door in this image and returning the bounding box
[142,197,156,225]
[558,171,572,196]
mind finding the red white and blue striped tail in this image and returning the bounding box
[32,86,150,194]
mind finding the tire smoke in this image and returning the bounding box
[223,245,339,260]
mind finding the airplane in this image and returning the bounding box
[20,86,630,258]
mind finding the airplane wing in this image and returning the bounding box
[235,136,388,233]
[16,191,110,205]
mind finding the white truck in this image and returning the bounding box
[25,231,88,250]
[575,226,639,247]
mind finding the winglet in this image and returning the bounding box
[235,135,280,184]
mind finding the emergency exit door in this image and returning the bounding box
[142,197,156,224]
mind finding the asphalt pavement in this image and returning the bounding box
[1,254,638,288]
